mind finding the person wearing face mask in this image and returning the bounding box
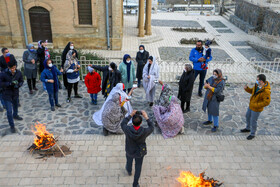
[89,62,122,98]
[37,40,47,74]
[119,54,136,93]
[136,45,149,87]
[23,44,38,94]
[241,74,271,140]
[0,48,17,72]
[61,42,79,89]
[178,64,195,113]
[0,61,24,133]
[41,59,63,111]
[84,66,101,105]
[202,69,225,132]
[189,40,212,97]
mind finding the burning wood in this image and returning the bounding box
[177,171,223,187]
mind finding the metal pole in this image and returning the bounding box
[105,0,110,50]
[18,0,28,47]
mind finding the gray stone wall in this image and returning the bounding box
[249,42,280,61]
[262,10,280,36]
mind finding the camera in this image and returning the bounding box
[136,111,142,115]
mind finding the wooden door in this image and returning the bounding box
[29,7,53,42]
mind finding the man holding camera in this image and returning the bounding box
[121,110,154,187]
[0,61,24,133]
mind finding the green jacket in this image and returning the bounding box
[119,62,136,89]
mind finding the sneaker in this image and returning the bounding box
[74,95,83,98]
[203,121,213,125]
[247,135,255,140]
[149,102,154,107]
[125,164,132,176]
[51,107,55,111]
[94,100,97,105]
[198,92,203,97]
[10,127,16,133]
[29,90,33,94]
[183,108,190,113]
[55,104,62,107]
[33,87,38,91]
[211,126,218,132]
[240,128,250,133]
[13,116,23,120]
[103,127,109,136]
[66,98,71,103]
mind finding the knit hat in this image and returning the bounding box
[88,66,94,73]
[205,40,212,47]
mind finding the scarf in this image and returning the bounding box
[207,69,223,101]
[64,50,78,72]
[133,125,141,131]
[43,60,58,92]
[123,54,131,82]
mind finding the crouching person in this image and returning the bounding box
[40,59,63,111]
[121,110,154,187]
[0,61,24,133]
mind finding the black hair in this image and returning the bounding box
[110,62,116,70]
[213,70,219,75]
[1,48,8,53]
[148,56,153,61]
[8,61,16,68]
[132,115,142,127]
[197,40,203,44]
[257,74,266,83]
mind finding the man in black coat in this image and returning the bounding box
[37,40,46,73]
[90,62,121,98]
[0,61,24,133]
[61,42,79,89]
[136,45,149,87]
[121,110,154,187]
[178,64,195,113]
[0,48,17,72]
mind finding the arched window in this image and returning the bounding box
[78,0,92,25]
[29,7,53,42]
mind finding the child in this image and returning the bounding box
[201,40,212,70]
[85,66,101,105]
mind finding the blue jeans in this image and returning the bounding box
[4,98,19,128]
[90,93,98,102]
[0,93,5,108]
[49,91,58,107]
[208,113,219,127]
[194,69,207,93]
[246,108,261,136]
[137,79,141,87]
[126,155,144,187]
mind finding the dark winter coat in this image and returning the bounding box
[40,66,62,94]
[37,46,46,73]
[121,115,154,158]
[61,42,79,68]
[0,55,17,72]
[136,50,149,80]
[202,76,225,116]
[91,64,121,96]
[0,68,24,101]
[23,49,38,79]
[84,72,102,94]
[178,69,195,102]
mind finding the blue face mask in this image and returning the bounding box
[29,49,35,52]
[6,52,11,57]
[256,80,259,85]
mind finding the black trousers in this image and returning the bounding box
[181,101,190,111]
[27,78,36,91]
[67,82,78,98]
[126,155,144,187]
[63,74,68,89]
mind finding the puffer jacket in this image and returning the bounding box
[245,81,271,112]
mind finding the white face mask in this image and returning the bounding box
[212,75,218,79]
[70,46,74,50]
[48,63,53,68]
[109,67,113,71]
[126,61,131,63]
[140,50,144,53]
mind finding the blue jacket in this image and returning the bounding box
[189,48,212,71]
[40,66,62,94]
[66,62,80,80]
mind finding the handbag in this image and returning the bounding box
[216,94,225,102]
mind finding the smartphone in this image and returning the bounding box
[206,80,208,84]
[154,80,159,83]
[127,96,132,100]
[133,84,137,88]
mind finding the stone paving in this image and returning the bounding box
[237,48,270,61]
[151,20,202,28]
[1,81,279,137]
[0,134,280,186]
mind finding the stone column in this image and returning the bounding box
[138,0,145,37]
[145,0,152,35]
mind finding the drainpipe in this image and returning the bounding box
[19,0,28,47]
[105,0,110,50]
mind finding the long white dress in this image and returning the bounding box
[142,56,160,102]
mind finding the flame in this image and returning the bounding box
[32,122,56,150]
[177,171,214,187]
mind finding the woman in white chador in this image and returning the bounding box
[92,83,135,127]
[143,56,159,106]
